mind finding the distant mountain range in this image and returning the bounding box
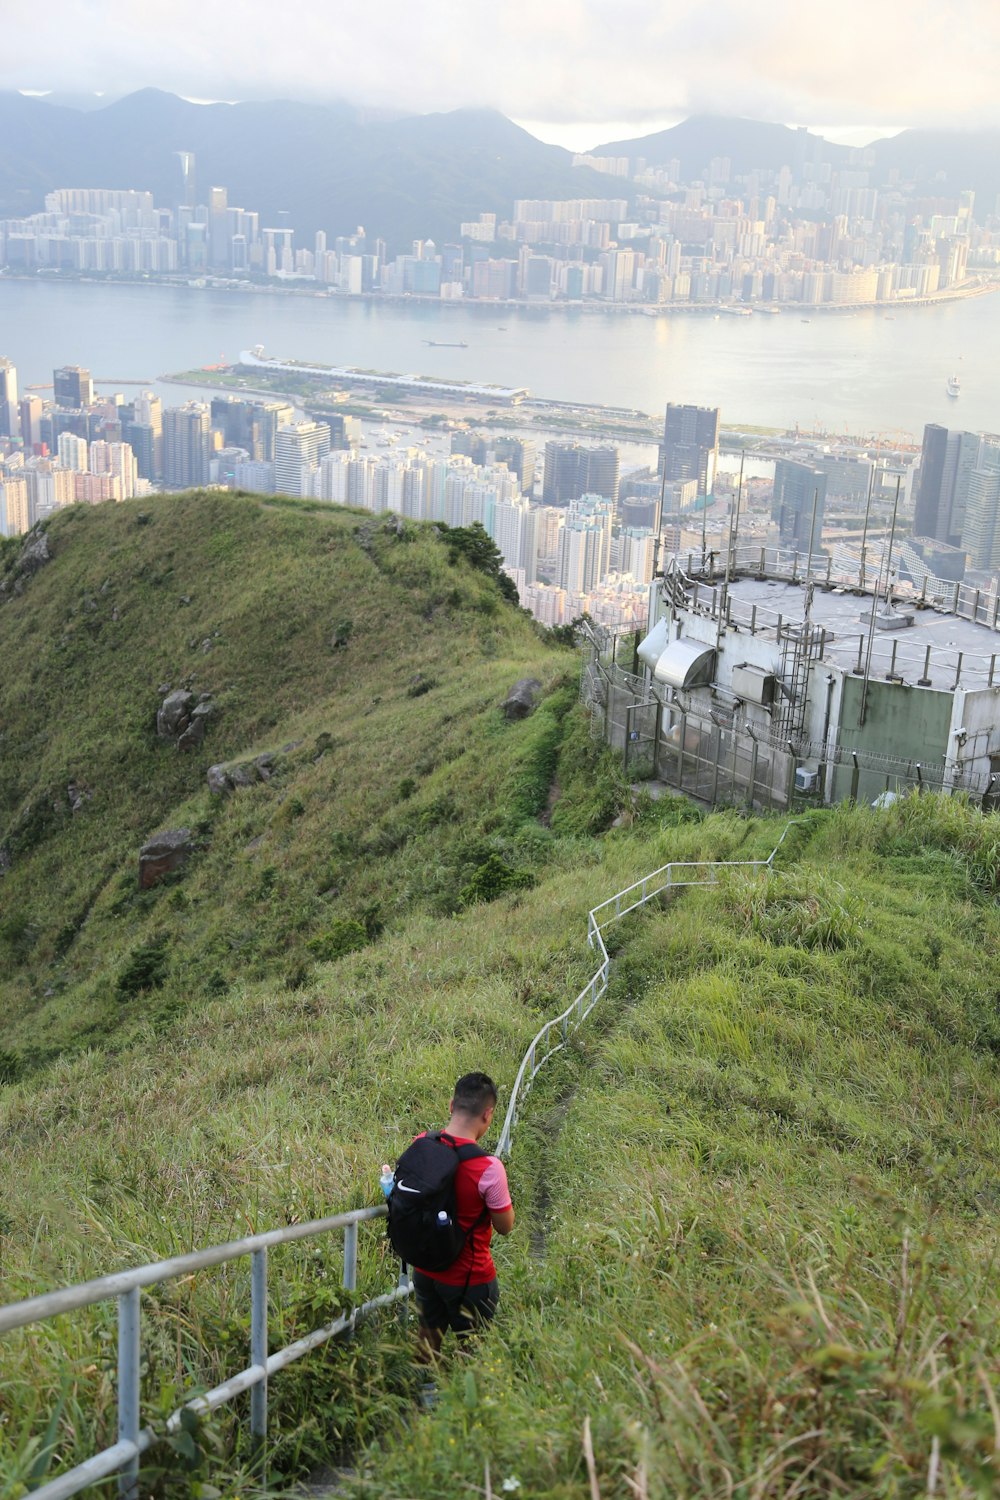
[0,89,607,252]
[594,115,1000,207]
[0,91,996,253]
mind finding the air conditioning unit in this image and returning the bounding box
[794,766,818,793]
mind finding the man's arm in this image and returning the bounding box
[479,1157,514,1235]
[490,1205,515,1235]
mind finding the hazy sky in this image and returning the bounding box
[6,0,998,145]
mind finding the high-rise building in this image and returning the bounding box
[57,432,89,471]
[18,394,42,451]
[556,517,608,593]
[659,403,720,499]
[90,440,138,499]
[771,460,827,550]
[176,151,197,209]
[273,420,331,497]
[0,475,30,536]
[542,441,619,507]
[252,402,295,462]
[124,393,163,481]
[209,186,229,267]
[491,436,535,494]
[163,403,211,488]
[913,424,984,547]
[0,357,20,442]
[960,438,1000,570]
[54,365,94,409]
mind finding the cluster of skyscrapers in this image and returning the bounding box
[0,353,730,630]
[909,424,1000,577]
[0,141,993,309]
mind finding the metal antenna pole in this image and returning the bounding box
[716,449,745,653]
[804,485,819,590]
[883,475,902,611]
[858,476,901,728]
[858,460,876,593]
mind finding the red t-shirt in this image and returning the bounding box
[413,1132,512,1286]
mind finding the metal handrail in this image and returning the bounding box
[495,820,802,1156]
[0,1205,407,1500]
[5,819,806,1498]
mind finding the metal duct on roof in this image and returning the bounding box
[637,620,716,688]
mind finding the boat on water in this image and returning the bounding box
[424,340,468,348]
[947,374,961,398]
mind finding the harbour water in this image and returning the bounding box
[1,277,997,439]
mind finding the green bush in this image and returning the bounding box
[0,1049,22,1084]
[116,939,169,1001]
[458,852,536,907]
[307,918,368,961]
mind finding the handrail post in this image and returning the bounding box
[343,1221,358,1290]
[343,1221,359,1338]
[118,1288,141,1500]
[250,1247,268,1454]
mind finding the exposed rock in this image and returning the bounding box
[191,701,215,721]
[0,846,10,876]
[18,528,51,574]
[157,682,172,697]
[207,744,293,795]
[503,678,543,720]
[207,764,231,796]
[156,688,194,740]
[67,782,93,814]
[139,828,193,890]
[176,718,206,753]
[179,595,192,606]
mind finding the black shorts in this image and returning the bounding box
[412,1271,499,1336]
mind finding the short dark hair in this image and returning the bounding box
[452,1071,498,1116]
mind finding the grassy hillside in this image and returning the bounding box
[0,493,611,1071]
[2,498,1000,1499]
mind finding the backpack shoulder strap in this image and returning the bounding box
[455,1142,488,1162]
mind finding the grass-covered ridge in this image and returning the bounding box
[0,493,616,1071]
[2,496,1000,1499]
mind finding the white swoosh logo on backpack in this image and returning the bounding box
[395,1182,420,1193]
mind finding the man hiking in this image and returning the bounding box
[389,1071,514,1357]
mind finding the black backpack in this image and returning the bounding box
[386,1132,487,1271]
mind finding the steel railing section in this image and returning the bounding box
[666,547,1000,643]
[495,826,799,1157]
[0,1205,408,1500]
[4,819,806,1497]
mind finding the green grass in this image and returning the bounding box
[2,495,1000,1498]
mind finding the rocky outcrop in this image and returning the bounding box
[156,688,216,749]
[139,828,193,890]
[0,525,52,602]
[19,529,52,573]
[207,752,278,795]
[503,678,542,720]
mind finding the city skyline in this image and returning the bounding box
[5,0,997,136]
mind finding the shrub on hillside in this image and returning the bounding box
[458,852,536,908]
[0,1049,22,1084]
[116,938,169,1001]
[307,919,368,962]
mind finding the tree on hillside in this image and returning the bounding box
[440,522,520,607]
